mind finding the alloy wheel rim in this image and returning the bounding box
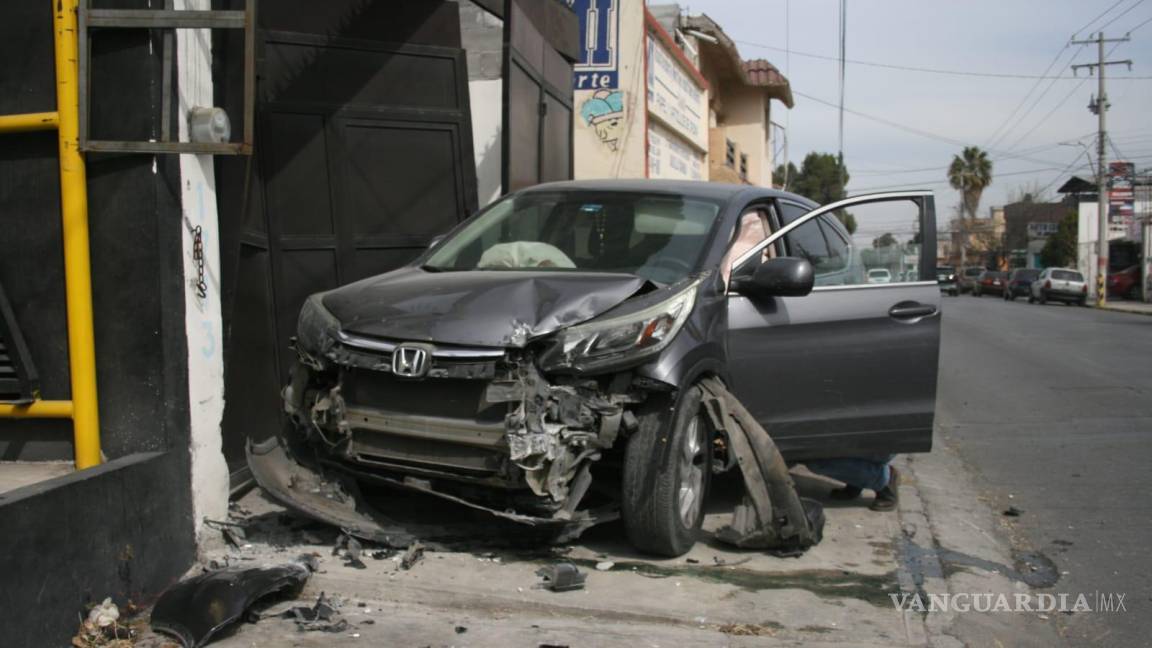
[678,416,707,527]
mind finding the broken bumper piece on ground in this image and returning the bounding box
[246,436,611,547]
[150,560,312,648]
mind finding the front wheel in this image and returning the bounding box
[622,386,711,557]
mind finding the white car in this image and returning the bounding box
[1029,268,1087,305]
[867,268,892,284]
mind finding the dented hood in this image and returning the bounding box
[323,268,650,347]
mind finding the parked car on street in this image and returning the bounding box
[250,180,941,557]
[1107,265,1143,300]
[1003,268,1040,300]
[971,270,1006,296]
[1029,267,1087,305]
[867,268,892,284]
[936,265,958,295]
[957,266,984,294]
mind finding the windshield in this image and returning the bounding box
[963,268,984,277]
[423,191,723,284]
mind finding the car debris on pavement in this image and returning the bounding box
[150,559,313,647]
[535,562,587,592]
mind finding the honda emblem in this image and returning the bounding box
[392,344,430,378]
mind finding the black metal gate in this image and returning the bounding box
[503,0,575,191]
[217,4,477,481]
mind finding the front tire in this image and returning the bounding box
[622,385,711,557]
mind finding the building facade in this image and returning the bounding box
[570,3,791,186]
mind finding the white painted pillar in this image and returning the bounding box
[175,0,228,550]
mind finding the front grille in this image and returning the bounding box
[342,369,505,422]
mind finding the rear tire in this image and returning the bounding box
[622,385,712,557]
[1038,292,1047,305]
[1027,294,1035,304]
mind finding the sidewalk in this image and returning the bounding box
[1098,299,1152,316]
[133,442,1063,647]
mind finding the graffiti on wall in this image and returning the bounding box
[580,89,625,151]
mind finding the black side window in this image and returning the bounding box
[777,201,809,225]
[816,217,850,277]
[786,219,831,269]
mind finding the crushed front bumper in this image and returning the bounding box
[251,338,658,543]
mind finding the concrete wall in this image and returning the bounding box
[457,0,504,205]
[175,0,228,547]
[0,0,199,642]
[716,88,769,186]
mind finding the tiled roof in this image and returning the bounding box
[742,59,789,89]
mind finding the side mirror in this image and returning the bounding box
[731,257,814,298]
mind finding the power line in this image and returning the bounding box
[849,164,1090,193]
[1098,0,1148,32]
[1074,0,1128,37]
[999,41,1126,154]
[1129,14,1152,32]
[734,39,1152,80]
[792,89,1070,167]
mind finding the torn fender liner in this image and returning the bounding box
[324,268,650,347]
[699,378,825,555]
[150,562,310,648]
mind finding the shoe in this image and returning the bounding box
[829,485,863,500]
[870,466,900,512]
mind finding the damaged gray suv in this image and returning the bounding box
[250,180,941,557]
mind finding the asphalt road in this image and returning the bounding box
[937,295,1152,646]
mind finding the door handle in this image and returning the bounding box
[888,302,937,320]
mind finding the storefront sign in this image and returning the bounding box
[569,0,619,89]
[648,122,704,181]
[646,35,707,151]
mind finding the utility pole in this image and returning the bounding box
[1071,32,1131,307]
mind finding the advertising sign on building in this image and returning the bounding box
[1109,161,1135,236]
[569,0,619,90]
[645,36,707,152]
[648,122,703,181]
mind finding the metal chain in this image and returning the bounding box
[192,225,207,299]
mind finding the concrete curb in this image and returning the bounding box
[893,455,962,648]
[1096,302,1152,316]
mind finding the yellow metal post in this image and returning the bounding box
[0,111,60,133]
[54,0,102,469]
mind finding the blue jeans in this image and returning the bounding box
[805,456,894,492]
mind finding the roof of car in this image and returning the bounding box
[523,179,815,207]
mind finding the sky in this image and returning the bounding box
[677,0,1152,215]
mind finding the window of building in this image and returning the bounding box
[725,139,736,167]
[739,153,748,180]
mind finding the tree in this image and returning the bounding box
[947,146,993,268]
[872,232,897,249]
[774,152,856,233]
[1039,211,1078,268]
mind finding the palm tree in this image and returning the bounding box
[947,146,993,269]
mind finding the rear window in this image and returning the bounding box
[1014,269,1040,280]
[1053,270,1083,281]
[964,268,984,277]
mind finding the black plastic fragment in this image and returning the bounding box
[150,562,310,648]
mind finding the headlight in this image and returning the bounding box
[296,293,341,356]
[541,281,698,371]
